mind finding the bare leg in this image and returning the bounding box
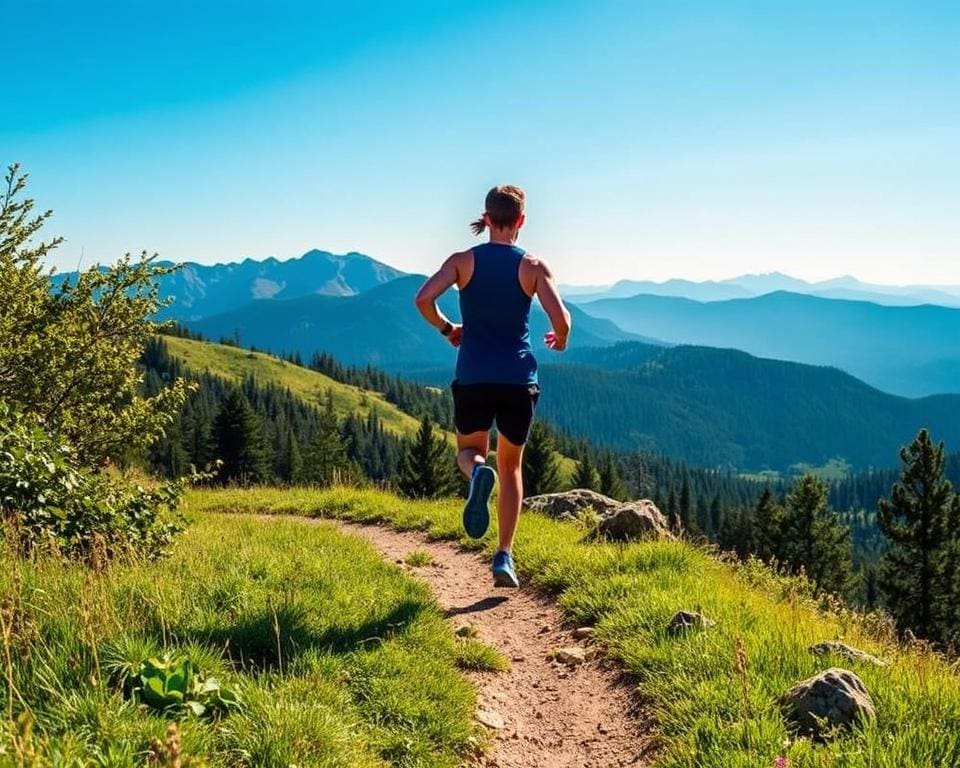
[495,434,525,552]
[456,431,489,478]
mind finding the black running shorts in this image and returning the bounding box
[451,381,541,446]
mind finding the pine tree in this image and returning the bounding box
[598,453,628,501]
[752,487,786,564]
[878,429,955,643]
[679,477,694,532]
[305,392,351,487]
[523,422,562,497]
[710,493,723,534]
[213,388,269,484]
[281,430,303,484]
[398,416,458,499]
[667,488,681,531]
[782,474,852,596]
[572,450,599,491]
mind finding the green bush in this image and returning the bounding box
[0,401,185,560]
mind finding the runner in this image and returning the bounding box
[415,185,571,587]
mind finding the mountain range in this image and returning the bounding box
[52,249,405,321]
[187,274,641,370]
[563,271,960,308]
[51,248,960,471]
[577,291,960,397]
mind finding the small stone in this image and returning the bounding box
[598,723,610,734]
[573,626,595,640]
[666,610,716,637]
[553,646,587,666]
[511,654,525,662]
[808,641,887,667]
[476,707,506,730]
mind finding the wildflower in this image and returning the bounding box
[774,758,790,768]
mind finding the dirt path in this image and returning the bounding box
[325,519,655,768]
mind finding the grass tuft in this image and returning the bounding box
[405,549,435,568]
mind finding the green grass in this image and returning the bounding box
[0,513,482,767]
[405,550,435,567]
[190,486,960,768]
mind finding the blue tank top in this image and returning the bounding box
[455,242,538,385]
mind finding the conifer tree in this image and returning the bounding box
[598,452,628,501]
[679,477,693,531]
[398,415,458,499]
[878,429,955,642]
[710,493,723,534]
[305,392,351,486]
[281,430,303,484]
[523,422,562,497]
[752,487,786,564]
[782,474,852,596]
[213,388,269,484]
[572,450,599,491]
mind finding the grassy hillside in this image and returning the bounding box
[0,512,487,766]
[163,335,577,479]
[164,335,425,439]
[191,487,960,768]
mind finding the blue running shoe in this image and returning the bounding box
[492,550,519,588]
[463,464,495,539]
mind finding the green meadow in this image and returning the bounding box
[0,512,490,767]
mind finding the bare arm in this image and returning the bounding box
[415,253,462,345]
[533,258,571,350]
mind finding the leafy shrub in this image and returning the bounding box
[0,401,185,560]
[132,654,242,717]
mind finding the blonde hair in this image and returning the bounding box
[470,185,525,235]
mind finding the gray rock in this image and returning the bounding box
[476,707,505,729]
[666,610,716,637]
[594,500,672,542]
[809,642,887,667]
[779,667,876,740]
[523,489,623,520]
[572,626,595,640]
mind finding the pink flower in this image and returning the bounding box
[774,758,789,768]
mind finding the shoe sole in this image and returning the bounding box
[463,465,495,539]
[492,568,520,588]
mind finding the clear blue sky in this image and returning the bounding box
[5,0,959,285]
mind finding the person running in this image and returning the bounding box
[415,185,571,588]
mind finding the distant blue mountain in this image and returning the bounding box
[51,249,405,321]
[563,271,960,308]
[188,274,642,370]
[578,291,960,397]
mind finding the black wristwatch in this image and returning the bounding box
[440,321,454,337]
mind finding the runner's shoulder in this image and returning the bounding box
[521,252,554,278]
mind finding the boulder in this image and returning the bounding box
[523,489,622,520]
[809,641,887,667]
[594,500,672,542]
[779,667,876,740]
[666,610,716,637]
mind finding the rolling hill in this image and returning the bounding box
[577,291,960,396]
[408,341,960,472]
[162,335,426,439]
[187,274,643,371]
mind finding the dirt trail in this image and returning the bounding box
[325,519,655,768]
